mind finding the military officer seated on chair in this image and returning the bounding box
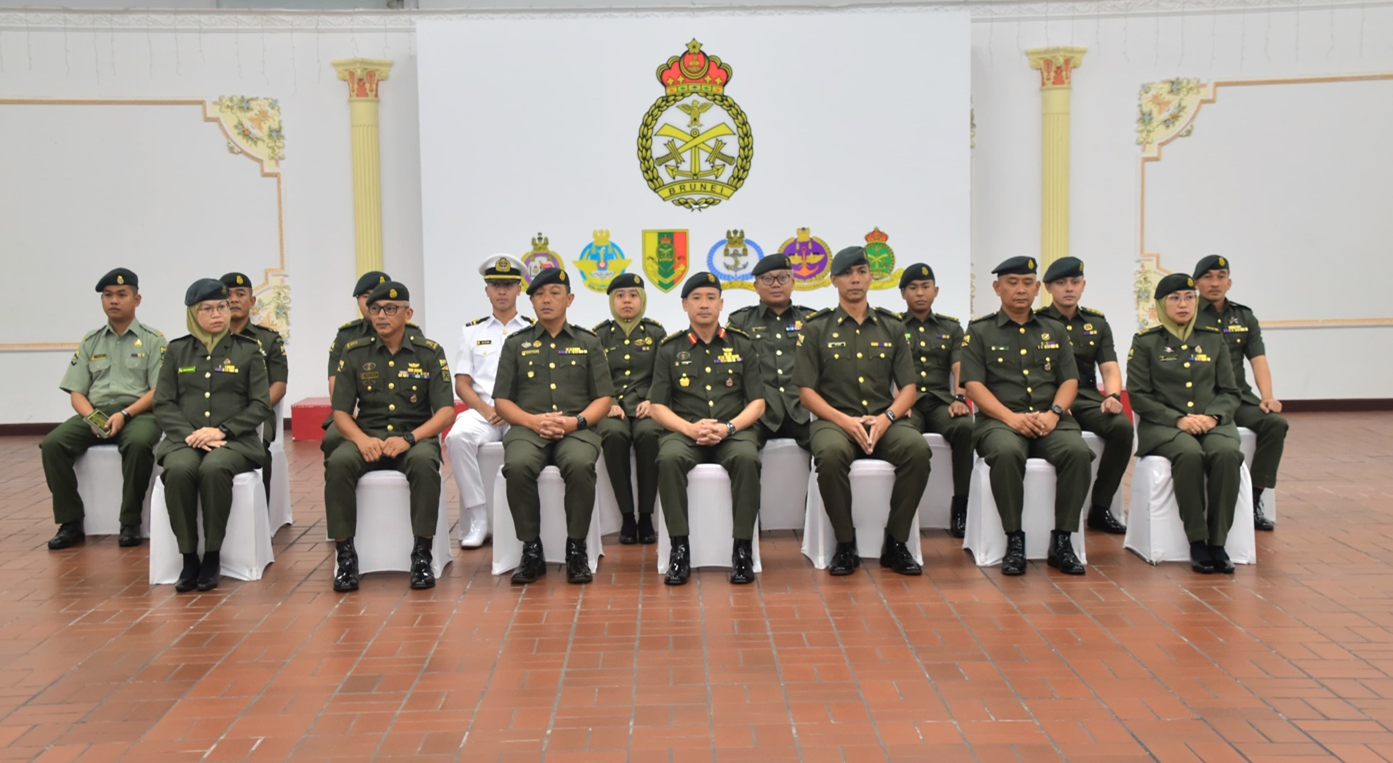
[220,272,288,501]
[648,272,765,586]
[960,256,1093,577]
[324,281,455,592]
[493,267,614,586]
[794,246,930,577]
[41,267,166,551]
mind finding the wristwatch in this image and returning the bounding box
[953,394,967,403]
[1049,404,1065,417]
[725,421,736,437]
[217,424,232,438]
[117,409,131,422]
[883,409,898,422]
[575,415,589,431]
[1106,392,1122,401]
[403,432,417,446]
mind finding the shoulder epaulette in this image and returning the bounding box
[1196,324,1222,333]
[406,321,421,328]
[724,326,749,338]
[935,312,960,323]
[873,306,903,321]
[230,332,258,344]
[1080,306,1106,318]
[728,305,755,318]
[792,304,815,316]
[969,312,998,324]
[592,319,613,332]
[1139,325,1164,335]
[343,336,376,351]
[338,319,363,330]
[82,327,104,341]
[806,308,835,322]
[570,324,596,337]
[465,316,489,327]
[521,315,536,324]
[641,316,662,325]
[1226,300,1252,313]
[661,330,688,345]
[410,335,441,351]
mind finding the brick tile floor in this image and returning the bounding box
[1,411,1390,760]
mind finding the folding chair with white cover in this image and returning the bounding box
[962,457,1086,567]
[1080,431,1125,524]
[491,465,604,575]
[344,471,452,579]
[1237,427,1276,523]
[656,464,762,573]
[267,401,292,529]
[802,459,924,569]
[149,470,273,584]
[755,438,811,531]
[1124,456,1257,565]
[74,443,155,537]
[914,434,955,531]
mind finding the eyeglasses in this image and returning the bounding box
[1164,292,1198,304]
[757,274,793,286]
[368,304,406,316]
[196,303,230,316]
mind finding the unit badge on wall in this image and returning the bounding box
[778,227,832,291]
[522,233,564,285]
[574,230,631,293]
[638,40,754,211]
[863,227,903,290]
[643,230,689,292]
[706,229,765,290]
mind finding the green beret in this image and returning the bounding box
[830,246,868,276]
[184,278,228,306]
[899,263,935,289]
[526,266,570,296]
[353,271,391,296]
[681,272,722,298]
[607,272,645,294]
[1192,254,1230,278]
[1042,256,1084,283]
[479,255,525,282]
[1154,273,1196,299]
[992,256,1037,276]
[751,254,792,277]
[95,268,138,292]
[220,272,254,290]
[367,281,409,305]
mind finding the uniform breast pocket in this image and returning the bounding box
[357,374,381,396]
[1032,349,1060,378]
[212,367,245,396]
[89,357,111,375]
[125,353,147,370]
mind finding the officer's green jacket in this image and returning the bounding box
[726,303,816,431]
[792,306,916,417]
[1037,304,1116,404]
[236,322,288,441]
[493,322,614,449]
[593,317,666,418]
[649,326,762,423]
[154,333,271,464]
[890,308,962,406]
[60,319,167,408]
[331,332,453,436]
[1126,324,1241,455]
[959,309,1080,431]
[1198,299,1265,406]
[326,318,420,379]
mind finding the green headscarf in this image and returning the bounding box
[1155,295,1197,342]
[187,304,230,354]
[610,286,647,337]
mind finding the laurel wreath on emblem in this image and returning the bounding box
[637,93,754,212]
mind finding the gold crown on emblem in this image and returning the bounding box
[379,275,386,284]
[795,228,811,243]
[593,230,610,247]
[497,258,511,272]
[389,288,398,298]
[726,229,745,248]
[531,233,549,251]
[864,227,889,245]
[117,274,124,285]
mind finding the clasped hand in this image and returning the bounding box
[353,435,413,462]
[185,426,227,451]
[1175,414,1217,435]
[688,419,729,446]
[1006,411,1060,439]
[839,413,891,455]
[531,412,573,440]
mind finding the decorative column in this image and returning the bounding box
[1026,46,1085,305]
[332,58,394,276]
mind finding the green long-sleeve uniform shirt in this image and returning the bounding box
[726,303,817,434]
[154,334,271,465]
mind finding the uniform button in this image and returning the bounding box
[918,327,925,332]
[618,395,625,400]
[389,404,396,411]
[1181,345,1188,350]
[779,386,785,393]
[858,376,865,383]
[550,383,557,390]
[920,356,926,362]
[389,383,395,389]
[1186,381,1193,388]
[861,399,868,406]
[705,367,712,373]
[205,372,211,379]
[776,350,782,356]
[920,371,927,377]
[389,361,395,367]
[1187,401,1195,408]
[552,405,558,411]
[1020,349,1027,355]
[1019,327,1026,334]
[624,355,630,360]
[1183,362,1191,368]
[1236,339,1242,344]
[387,425,394,431]
[775,333,783,339]
[1029,406,1036,412]
[1026,387,1033,393]
[1066,325,1073,331]
[1023,370,1030,376]
[549,362,556,369]
[856,352,863,359]
[920,341,926,347]
[997,358,1003,363]
[550,343,556,349]
[204,411,210,417]
[624,340,630,345]
[205,355,211,361]
[625,370,632,376]
[706,385,712,391]
[708,401,715,407]
[204,392,210,398]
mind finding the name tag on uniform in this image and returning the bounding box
[91,354,107,360]
[990,345,1010,352]
[476,339,492,346]
[178,366,197,374]
[1158,353,1178,362]
[521,349,540,356]
[361,372,380,380]
[827,341,846,348]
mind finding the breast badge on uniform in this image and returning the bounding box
[638,40,753,211]
[643,230,689,292]
[863,227,903,290]
[705,229,766,290]
[522,233,564,285]
[778,228,831,291]
[574,229,632,293]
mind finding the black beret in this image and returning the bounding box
[751,254,792,277]
[1042,256,1084,283]
[1193,254,1230,278]
[992,256,1038,276]
[606,272,646,294]
[830,246,868,276]
[479,255,525,282]
[681,272,722,298]
[526,266,570,296]
[899,263,936,289]
[367,281,410,305]
[1154,273,1197,299]
[95,268,138,292]
[220,272,254,290]
[184,278,228,306]
[353,271,391,296]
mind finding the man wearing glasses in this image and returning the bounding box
[726,255,818,451]
[221,272,288,499]
[41,268,167,550]
[324,282,456,592]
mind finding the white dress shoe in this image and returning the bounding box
[459,504,491,548]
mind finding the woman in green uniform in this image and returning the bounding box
[154,279,271,592]
[1126,273,1244,574]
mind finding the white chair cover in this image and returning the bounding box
[1236,427,1276,522]
[914,434,955,530]
[1124,456,1257,565]
[345,470,452,578]
[592,451,626,537]
[963,457,1087,567]
[1080,431,1125,523]
[655,464,762,573]
[74,443,155,537]
[491,465,604,575]
[801,459,924,569]
[268,401,292,529]
[149,470,273,584]
[757,439,811,531]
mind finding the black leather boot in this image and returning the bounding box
[410,537,435,589]
[1253,488,1274,531]
[1002,531,1027,576]
[119,524,143,547]
[47,521,85,550]
[511,538,545,585]
[1190,540,1216,574]
[829,540,860,576]
[175,553,200,592]
[879,529,922,576]
[333,538,360,592]
[1087,504,1127,534]
[566,538,592,584]
[1208,543,1235,574]
[619,514,638,545]
[665,536,691,586]
[729,539,755,584]
[949,496,968,539]
[637,514,658,544]
[196,550,221,591]
[1046,530,1085,575]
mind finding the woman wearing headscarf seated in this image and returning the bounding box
[154,279,271,591]
[1126,273,1244,574]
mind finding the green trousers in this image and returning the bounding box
[655,430,762,540]
[914,400,973,498]
[754,417,812,452]
[1233,403,1288,488]
[502,435,598,542]
[1071,400,1135,510]
[595,415,663,517]
[160,446,258,554]
[323,438,442,539]
[1148,430,1242,545]
[39,410,162,526]
[320,421,345,460]
[976,423,1093,533]
[809,418,930,544]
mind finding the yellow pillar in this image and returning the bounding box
[1027,46,1085,306]
[333,58,394,277]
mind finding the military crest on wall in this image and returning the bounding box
[778,228,831,291]
[706,229,765,290]
[643,230,689,292]
[522,233,563,284]
[574,230,631,293]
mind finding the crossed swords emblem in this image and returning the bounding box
[653,99,737,180]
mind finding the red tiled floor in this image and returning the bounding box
[0,411,1390,760]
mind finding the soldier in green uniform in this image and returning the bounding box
[1195,255,1287,531]
[794,247,929,577]
[1039,257,1131,535]
[221,272,288,500]
[494,268,614,585]
[41,268,166,550]
[592,272,666,545]
[325,282,456,592]
[649,273,766,586]
[154,279,271,592]
[1128,273,1244,573]
[960,257,1092,576]
[726,254,818,451]
[893,262,973,537]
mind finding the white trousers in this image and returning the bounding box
[444,409,507,511]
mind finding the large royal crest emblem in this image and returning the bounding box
[778,228,832,291]
[863,227,903,290]
[573,230,631,293]
[642,230,689,292]
[521,233,564,285]
[706,229,765,290]
[638,40,754,211]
